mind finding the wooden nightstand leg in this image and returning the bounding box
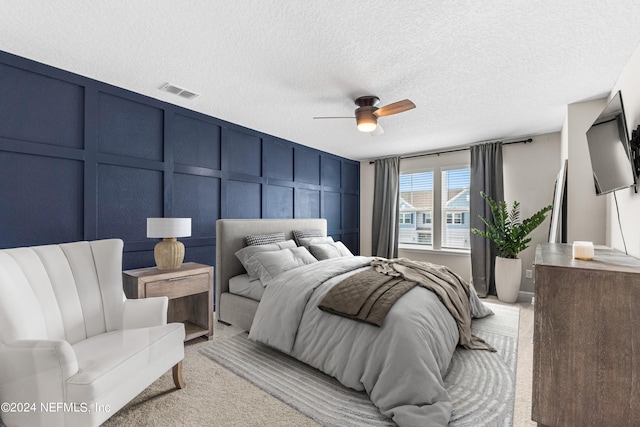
[172,361,185,389]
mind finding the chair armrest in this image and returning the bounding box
[123,297,168,329]
[0,339,78,404]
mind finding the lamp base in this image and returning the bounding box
[154,238,185,270]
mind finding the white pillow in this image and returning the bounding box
[245,247,318,285]
[235,240,297,280]
[297,236,334,248]
[308,241,354,260]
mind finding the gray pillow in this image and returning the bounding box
[292,229,325,246]
[235,240,297,279]
[245,232,285,246]
[245,247,318,285]
[309,241,354,260]
[297,236,334,248]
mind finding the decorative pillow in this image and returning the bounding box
[245,232,286,246]
[235,240,297,279]
[245,247,318,285]
[308,241,354,260]
[297,236,334,248]
[292,229,325,246]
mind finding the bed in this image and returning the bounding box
[215,218,492,426]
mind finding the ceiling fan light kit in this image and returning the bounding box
[355,96,380,132]
[315,95,416,135]
[356,108,378,132]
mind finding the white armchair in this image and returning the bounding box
[0,239,186,427]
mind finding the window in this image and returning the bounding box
[441,168,470,249]
[446,212,463,224]
[398,171,433,246]
[398,166,470,252]
[399,213,413,224]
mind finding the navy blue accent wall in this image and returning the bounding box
[0,51,360,269]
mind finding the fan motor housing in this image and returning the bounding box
[355,107,377,122]
[355,96,380,108]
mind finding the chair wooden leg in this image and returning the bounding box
[172,361,185,389]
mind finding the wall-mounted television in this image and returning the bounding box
[586,91,637,195]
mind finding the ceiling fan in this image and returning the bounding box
[314,96,416,135]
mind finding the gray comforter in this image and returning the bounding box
[248,256,462,426]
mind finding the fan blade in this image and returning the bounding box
[313,116,355,119]
[369,124,384,136]
[373,99,416,117]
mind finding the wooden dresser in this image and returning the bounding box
[533,243,640,426]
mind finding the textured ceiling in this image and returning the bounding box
[2,1,640,160]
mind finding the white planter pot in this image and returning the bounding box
[494,257,521,303]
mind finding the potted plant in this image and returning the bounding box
[471,192,552,303]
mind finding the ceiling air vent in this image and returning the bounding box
[159,83,199,100]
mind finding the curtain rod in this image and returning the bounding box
[368,138,533,164]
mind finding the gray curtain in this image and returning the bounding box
[470,142,503,297]
[372,157,400,258]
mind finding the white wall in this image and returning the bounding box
[563,98,608,244]
[360,132,561,290]
[503,133,561,293]
[607,41,640,257]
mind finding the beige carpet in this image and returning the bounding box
[103,298,535,427]
[102,331,319,427]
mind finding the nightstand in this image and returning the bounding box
[123,262,214,341]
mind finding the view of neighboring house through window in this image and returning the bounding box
[399,171,433,246]
[399,162,470,252]
[441,167,471,249]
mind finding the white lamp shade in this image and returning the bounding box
[147,218,191,238]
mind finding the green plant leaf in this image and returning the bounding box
[472,192,552,258]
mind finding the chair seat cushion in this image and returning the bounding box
[67,323,184,402]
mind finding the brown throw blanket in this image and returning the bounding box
[318,258,495,351]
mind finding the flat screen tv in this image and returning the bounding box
[586,91,637,195]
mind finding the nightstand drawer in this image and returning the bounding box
[146,273,209,299]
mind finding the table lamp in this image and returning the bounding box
[147,218,191,270]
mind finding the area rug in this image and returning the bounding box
[200,302,519,427]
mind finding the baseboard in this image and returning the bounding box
[518,291,534,303]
